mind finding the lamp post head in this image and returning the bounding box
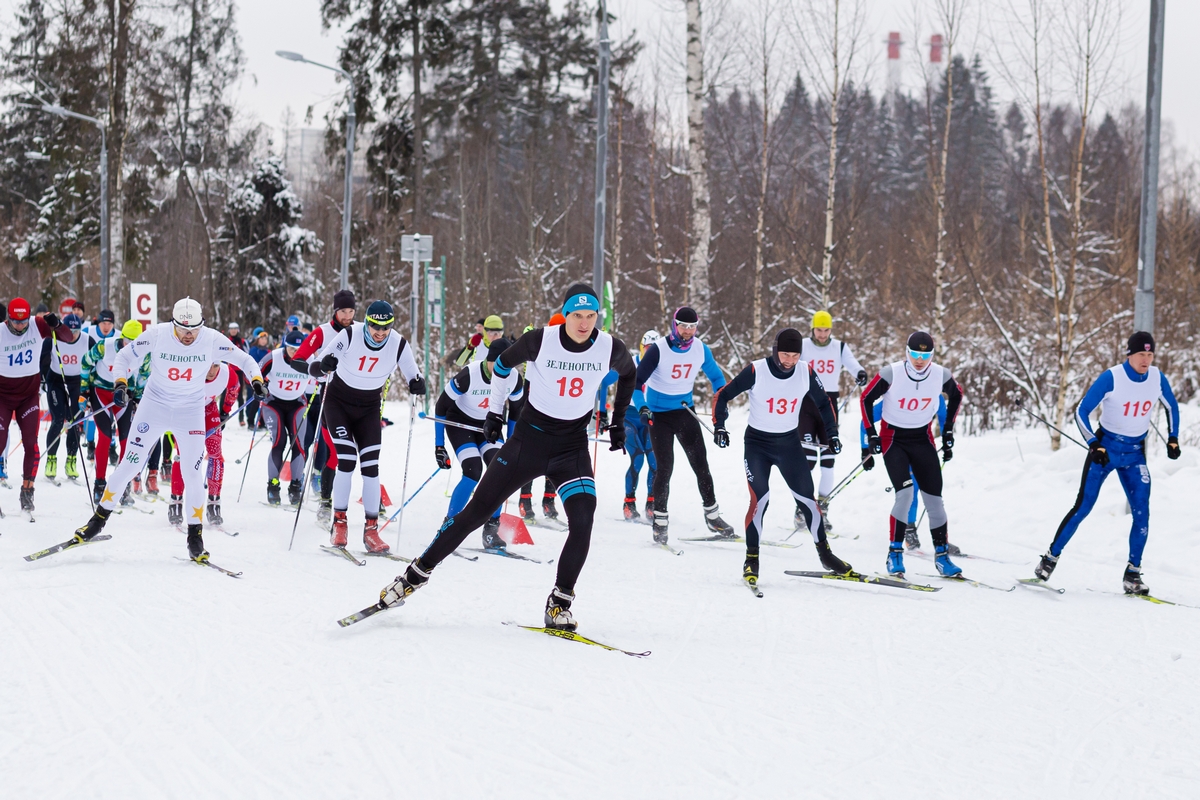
[275,50,306,62]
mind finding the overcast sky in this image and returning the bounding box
[2,0,1197,157]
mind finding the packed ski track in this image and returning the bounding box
[2,400,1198,799]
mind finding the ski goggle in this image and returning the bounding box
[673,320,698,331]
[907,348,934,361]
[366,316,394,332]
[484,326,503,333]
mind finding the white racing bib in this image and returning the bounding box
[265,347,313,401]
[331,323,419,392]
[205,363,231,403]
[523,326,613,419]
[453,361,496,420]
[1098,365,1163,438]
[0,322,46,378]
[50,333,92,378]
[643,339,706,396]
[746,358,813,434]
[880,361,947,429]
[801,338,850,383]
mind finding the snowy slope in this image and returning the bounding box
[2,401,1198,799]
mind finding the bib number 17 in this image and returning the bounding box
[556,376,584,397]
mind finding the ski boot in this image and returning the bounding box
[380,560,433,608]
[519,493,535,521]
[363,519,389,553]
[108,442,119,466]
[817,495,833,533]
[743,553,760,585]
[652,511,669,545]
[1034,551,1058,582]
[186,524,208,562]
[793,503,806,532]
[73,507,113,543]
[266,478,282,506]
[168,494,184,527]
[331,511,349,547]
[934,544,962,577]
[287,478,303,506]
[316,496,333,524]
[542,493,559,520]
[622,497,640,521]
[310,470,321,494]
[86,440,95,462]
[160,465,171,486]
[904,525,920,550]
[704,505,735,538]
[19,484,35,511]
[93,478,107,506]
[481,516,506,550]
[65,455,79,480]
[206,495,223,526]
[0,456,8,481]
[45,455,58,480]
[132,475,142,495]
[886,542,906,578]
[645,496,654,519]
[816,539,853,575]
[1123,562,1149,596]
[544,586,577,631]
[119,483,135,506]
[145,470,158,495]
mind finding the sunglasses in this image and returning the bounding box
[674,321,698,331]
[907,348,934,361]
[367,321,394,332]
[484,327,503,333]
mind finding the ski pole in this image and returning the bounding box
[416,411,485,434]
[378,467,440,533]
[42,401,117,459]
[682,402,715,434]
[236,406,264,503]
[1013,397,1087,450]
[826,454,872,500]
[204,396,255,439]
[289,383,328,550]
[392,397,419,548]
[77,423,95,513]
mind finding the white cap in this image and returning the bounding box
[641,330,661,347]
[172,297,204,330]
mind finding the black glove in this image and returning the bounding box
[606,422,626,452]
[867,433,882,455]
[861,448,875,471]
[435,445,452,469]
[639,406,652,425]
[941,431,954,463]
[320,352,339,373]
[220,409,230,425]
[43,312,60,328]
[1168,435,1181,460]
[408,376,427,396]
[111,381,129,409]
[1088,440,1109,466]
[483,411,504,444]
[855,370,868,387]
[830,436,842,455]
[714,426,730,448]
[251,378,268,401]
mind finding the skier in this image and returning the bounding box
[433,338,525,549]
[713,328,853,584]
[1033,332,1181,595]
[81,320,145,504]
[69,298,267,561]
[42,312,93,481]
[259,330,314,507]
[378,283,636,631]
[515,314,567,523]
[301,300,425,554]
[291,288,357,521]
[798,310,868,532]
[167,360,240,527]
[859,331,963,579]
[635,306,734,545]
[0,298,61,511]
[603,329,659,520]
[83,309,117,462]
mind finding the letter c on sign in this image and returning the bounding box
[137,293,151,315]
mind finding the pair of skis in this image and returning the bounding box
[25,533,243,578]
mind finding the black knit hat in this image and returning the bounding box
[333,289,356,311]
[561,283,600,313]
[674,306,699,324]
[774,328,804,353]
[1127,331,1155,355]
[907,331,935,353]
[486,338,511,362]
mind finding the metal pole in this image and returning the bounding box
[439,255,446,397]
[1134,0,1165,334]
[340,79,356,291]
[423,261,431,415]
[591,0,611,294]
[411,234,421,345]
[99,126,109,313]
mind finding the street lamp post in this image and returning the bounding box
[39,105,108,311]
[276,50,356,291]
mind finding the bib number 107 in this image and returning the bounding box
[556,377,585,397]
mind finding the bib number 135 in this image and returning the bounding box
[556,376,584,397]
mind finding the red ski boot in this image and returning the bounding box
[363,519,390,553]
[331,511,349,547]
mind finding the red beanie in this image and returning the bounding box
[7,297,31,321]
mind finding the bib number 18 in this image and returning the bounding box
[556,376,584,397]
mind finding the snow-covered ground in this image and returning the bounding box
[2,400,1199,799]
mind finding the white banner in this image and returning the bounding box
[130,283,158,329]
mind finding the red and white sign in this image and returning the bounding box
[130,283,158,329]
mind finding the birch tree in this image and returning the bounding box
[684,0,712,316]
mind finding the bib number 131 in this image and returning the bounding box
[556,376,584,397]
